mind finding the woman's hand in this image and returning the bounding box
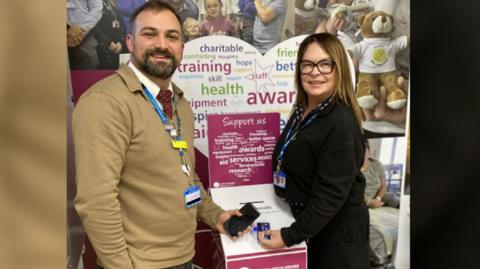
[258,229,286,249]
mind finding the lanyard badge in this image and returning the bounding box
[165,124,178,138]
[143,86,191,177]
[172,140,188,149]
[273,168,287,189]
[274,98,333,189]
[184,185,201,208]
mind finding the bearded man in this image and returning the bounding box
[72,1,247,269]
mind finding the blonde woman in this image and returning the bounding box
[260,33,369,269]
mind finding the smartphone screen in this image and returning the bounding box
[223,202,260,236]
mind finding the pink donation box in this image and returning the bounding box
[208,114,307,269]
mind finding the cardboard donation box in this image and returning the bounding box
[207,113,307,269]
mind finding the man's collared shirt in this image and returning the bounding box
[128,61,174,109]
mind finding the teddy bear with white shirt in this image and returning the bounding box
[350,9,408,110]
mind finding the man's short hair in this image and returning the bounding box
[129,0,183,34]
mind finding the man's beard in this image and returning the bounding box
[140,47,178,79]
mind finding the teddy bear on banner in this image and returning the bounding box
[349,8,408,110]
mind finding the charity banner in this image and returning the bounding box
[172,35,306,157]
[207,113,280,188]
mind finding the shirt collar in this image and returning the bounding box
[127,61,173,98]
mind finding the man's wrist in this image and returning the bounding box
[375,196,382,201]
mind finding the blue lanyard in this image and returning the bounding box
[276,97,332,170]
[143,86,177,130]
[143,85,188,159]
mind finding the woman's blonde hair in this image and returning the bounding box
[294,32,363,128]
[183,17,199,32]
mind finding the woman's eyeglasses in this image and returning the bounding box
[299,60,336,75]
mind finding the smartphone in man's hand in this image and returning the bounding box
[223,202,260,236]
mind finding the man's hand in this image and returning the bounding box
[258,229,286,249]
[67,24,86,47]
[68,24,86,37]
[215,210,251,238]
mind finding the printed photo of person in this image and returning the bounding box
[200,0,238,36]
[183,17,201,41]
[196,0,240,21]
[67,0,103,70]
[314,0,367,49]
[311,0,410,137]
[91,0,128,69]
[117,0,145,34]
[238,0,257,45]
[166,0,200,23]
[294,0,327,36]
[252,0,287,54]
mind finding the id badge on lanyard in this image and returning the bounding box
[273,170,286,189]
[184,185,202,208]
[172,140,188,149]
